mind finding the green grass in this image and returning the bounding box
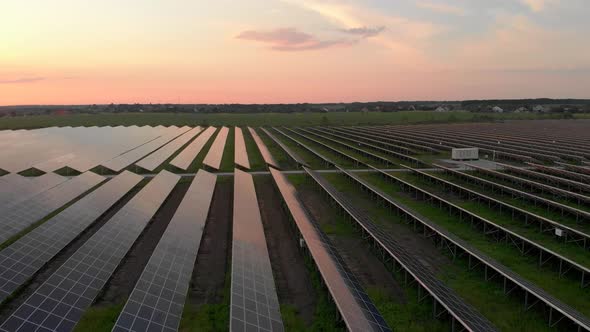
[302,129,405,168]
[74,302,125,332]
[255,128,298,170]
[282,129,360,168]
[0,111,580,130]
[241,126,266,171]
[288,174,450,331]
[358,172,590,318]
[293,129,395,168]
[272,130,327,169]
[321,172,554,331]
[179,258,231,331]
[393,172,590,269]
[219,127,235,172]
[434,172,590,234]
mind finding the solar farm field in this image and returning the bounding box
[0,119,589,332]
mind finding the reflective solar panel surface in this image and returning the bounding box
[247,127,278,168]
[230,169,283,332]
[0,170,180,332]
[169,127,217,170]
[0,173,66,210]
[234,127,250,169]
[309,167,495,332]
[0,171,143,303]
[112,170,217,332]
[102,126,189,172]
[203,127,229,170]
[136,126,202,171]
[0,172,106,245]
[269,168,389,332]
[0,126,169,173]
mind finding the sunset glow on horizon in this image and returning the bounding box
[1,0,589,105]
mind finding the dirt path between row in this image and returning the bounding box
[254,175,316,325]
[95,181,191,305]
[296,186,406,303]
[186,179,233,305]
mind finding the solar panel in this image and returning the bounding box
[269,168,390,332]
[0,172,106,245]
[306,167,494,331]
[170,127,217,170]
[135,126,203,171]
[0,173,66,209]
[261,128,307,166]
[203,127,229,170]
[0,171,143,303]
[230,169,283,332]
[234,127,250,169]
[0,171,180,332]
[102,127,190,172]
[112,170,217,332]
[247,127,278,169]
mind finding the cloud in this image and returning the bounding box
[0,77,45,84]
[520,0,557,12]
[236,27,355,51]
[416,2,466,16]
[339,26,385,37]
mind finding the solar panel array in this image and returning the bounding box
[0,171,143,303]
[247,127,278,168]
[0,126,173,173]
[170,127,217,170]
[135,126,203,171]
[234,127,250,169]
[0,172,106,245]
[112,170,217,332]
[0,173,66,211]
[347,167,590,331]
[102,126,191,172]
[230,169,283,332]
[269,168,390,332]
[306,167,496,332]
[263,128,307,166]
[203,126,229,170]
[0,170,180,332]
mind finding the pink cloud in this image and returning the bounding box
[236,27,356,51]
[339,26,385,37]
[0,77,45,84]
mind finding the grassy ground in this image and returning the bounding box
[287,174,450,331]
[0,111,580,130]
[281,129,361,169]
[74,303,125,331]
[293,129,396,168]
[219,127,235,172]
[271,130,328,169]
[393,172,590,269]
[319,173,555,331]
[255,128,298,170]
[241,127,266,171]
[356,172,590,318]
[434,172,590,234]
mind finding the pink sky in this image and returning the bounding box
[1,0,589,105]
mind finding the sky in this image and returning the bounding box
[1,0,589,105]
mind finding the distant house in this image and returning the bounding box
[515,107,528,113]
[435,106,449,112]
[492,106,504,113]
[533,105,546,112]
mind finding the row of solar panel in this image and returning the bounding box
[0,126,281,175]
[0,138,282,332]
[0,169,218,332]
